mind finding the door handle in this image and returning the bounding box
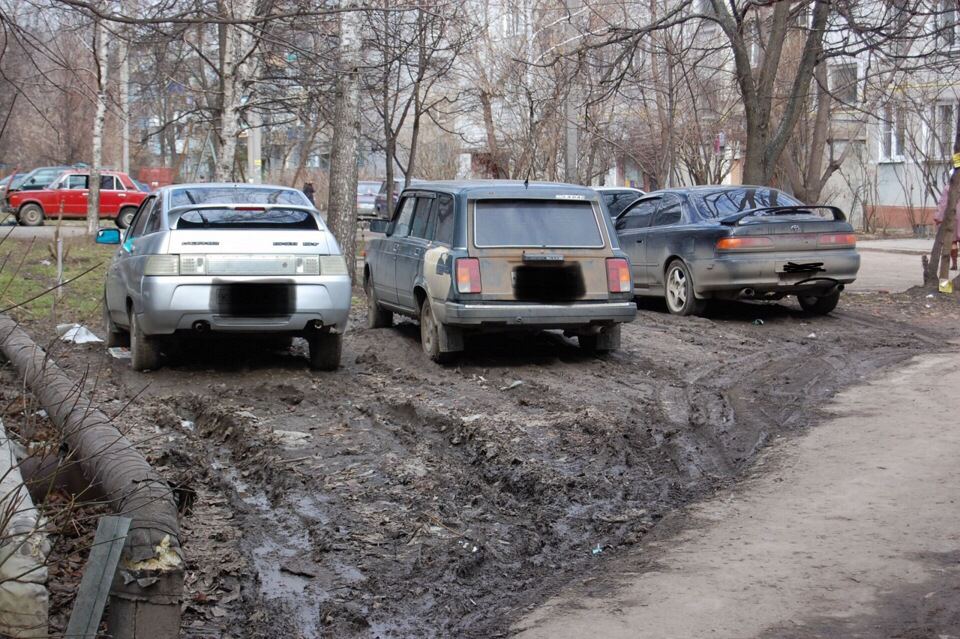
[636,238,643,243]
[392,244,399,252]
[414,248,421,256]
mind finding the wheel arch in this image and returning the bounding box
[18,200,45,214]
[413,285,428,310]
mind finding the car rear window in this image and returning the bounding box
[170,187,310,207]
[474,199,604,248]
[694,188,803,218]
[175,208,319,230]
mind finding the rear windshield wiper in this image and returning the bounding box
[719,205,846,226]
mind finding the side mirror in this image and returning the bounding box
[369,219,389,234]
[96,228,121,244]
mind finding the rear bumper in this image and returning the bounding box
[136,275,352,335]
[438,300,637,328]
[691,251,860,295]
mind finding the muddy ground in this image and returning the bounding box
[16,287,960,638]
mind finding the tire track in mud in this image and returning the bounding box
[83,297,955,638]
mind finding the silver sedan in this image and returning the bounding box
[96,183,352,371]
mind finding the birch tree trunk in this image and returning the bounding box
[214,0,257,182]
[326,7,363,284]
[87,14,108,235]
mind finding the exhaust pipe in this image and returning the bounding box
[192,320,210,333]
[738,288,755,299]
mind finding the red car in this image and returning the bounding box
[7,170,148,228]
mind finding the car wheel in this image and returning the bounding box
[797,289,841,315]
[420,299,453,364]
[116,207,136,229]
[308,332,342,370]
[365,274,392,329]
[102,296,129,348]
[665,260,707,316]
[129,311,162,372]
[18,204,44,227]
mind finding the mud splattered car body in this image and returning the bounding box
[615,186,860,316]
[96,183,351,372]
[364,180,637,361]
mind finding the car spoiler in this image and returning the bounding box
[719,205,846,226]
[167,202,319,217]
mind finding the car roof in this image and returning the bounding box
[403,180,601,199]
[61,169,125,175]
[160,182,301,189]
[594,186,645,193]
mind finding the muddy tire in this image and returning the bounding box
[130,311,162,372]
[578,324,620,354]
[365,274,392,329]
[18,204,44,227]
[102,297,129,348]
[308,332,342,370]
[797,289,841,315]
[116,207,137,229]
[665,260,706,316]
[420,299,453,364]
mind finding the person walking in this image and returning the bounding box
[303,181,315,206]
[934,181,959,270]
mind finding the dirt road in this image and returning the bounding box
[515,351,960,639]
[27,288,947,638]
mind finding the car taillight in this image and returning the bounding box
[606,258,631,293]
[716,236,775,251]
[144,255,179,276]
[818,233,856,248]
[456,258,482,293]
[318,255,346,275]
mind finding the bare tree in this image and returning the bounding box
[86,10,108,234]
[326,7,363,283]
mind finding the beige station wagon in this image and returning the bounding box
[365,180,638,362]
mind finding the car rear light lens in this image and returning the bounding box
[456,258,482,293]
[318,255,345,275]
[606,258,631,293]
[179,255,206,274]
[145,255,180,276]
[818,233,856,248]
[716,236,775,251]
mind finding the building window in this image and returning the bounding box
[936,0,958,47]
[880,104,906,161]
[929,103,957,159]
[831,63,859,104]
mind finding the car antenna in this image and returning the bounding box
[523,170,530,189]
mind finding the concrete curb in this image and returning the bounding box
[0,418,49,638]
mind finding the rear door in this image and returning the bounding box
[98,175,121,215]
[644,194,687,289]
[469,198,612,302]
[107,195,157,322]
[374,196,415,305]
[615,197,660,289]
[396,193,437,311]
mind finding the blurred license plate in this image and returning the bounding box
[216,283,294,316]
